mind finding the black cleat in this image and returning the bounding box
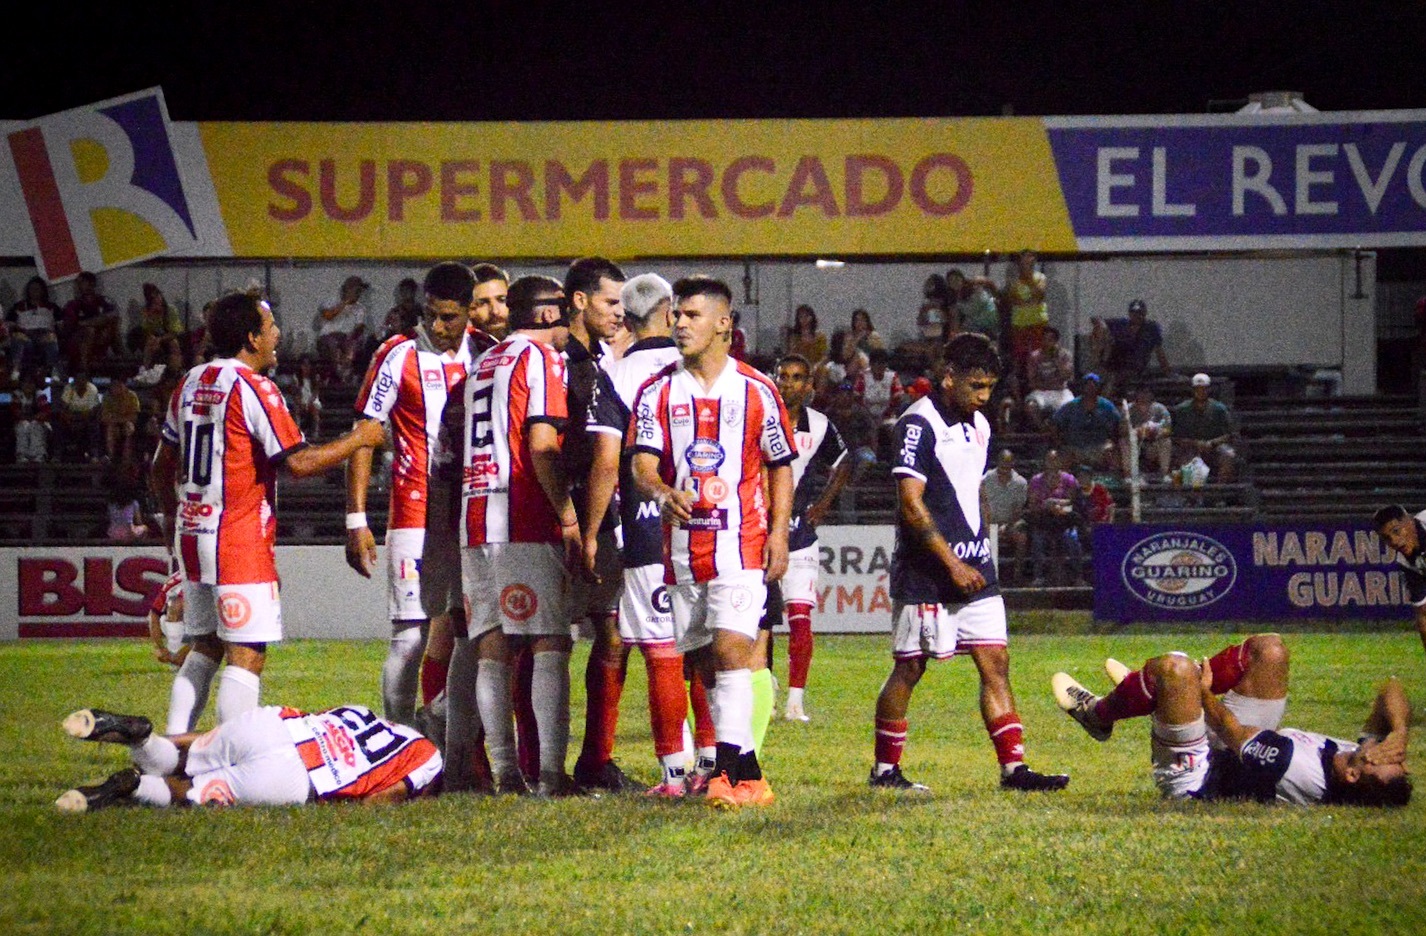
[495,771,530,796]
[1000,764,1070,792]
[55,767,142,812]
[1052,673,1113,742]
[868,765,931,794]
[63,709,153,745]
[573,759,638,794]
[535,772,598,799]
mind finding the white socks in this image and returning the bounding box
[712,668,754,753]
[131,735,180,776]
[167,651,218,734]
[787,686,805,709]
[382,623,426,727]
[216,666,260,723]
[477,657,516,779]
[531,651,570,778]
[134,774,172,807]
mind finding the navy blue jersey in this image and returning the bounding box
[586,338,682,568]
[888,395,998,605]
[1203,728,1347,805]
[1391,513,1426,606]
[787,406,847,552]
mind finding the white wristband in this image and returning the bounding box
[345,512,368,530]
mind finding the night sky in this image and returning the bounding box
[8,3,1425,122]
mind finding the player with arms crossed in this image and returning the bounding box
[630,275,796,810]
[345,262,477,728]
[151,293,384,731]
[1373,505,1426,658]
[1053,634,1412,806]
[56,703,441,811]
[774,353,853,723]
[871,333,1069,794]
[447,275,580,796]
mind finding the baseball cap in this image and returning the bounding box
[1083,372,1102,383]
[1191,372,1211,387]
[1128,299,1147,314]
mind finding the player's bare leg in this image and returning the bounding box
[966,644,1067,790]
[870,657,930,791]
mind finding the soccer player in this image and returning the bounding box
[774,353,853,722]
[1052,635,1412,806]
[469,263,511,341]
[151,293,385,730]
[449,275,580,796]
[1373,505,1426,656]
[583,273,692,795]
[630,275,796,810]
[345,263,477,727]
[146,568,189,673]
[560,257,638,793]
[870,333,1069,794]
[56,704,442,811]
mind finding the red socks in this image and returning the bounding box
[1206,642,1248,695]
[642,643,688,758]
[689,676,716,749]
[1094,669,1158,723]
[513,646,539,782]
[786,601,814,690]
[420,656,448,706]
[578,634,627,768]
[874,717,908,766]
[986,712,1025,767]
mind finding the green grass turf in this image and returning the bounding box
[4,622,1426,935]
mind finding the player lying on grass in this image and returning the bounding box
[1052,633,1412,806]
[55,704,442,812]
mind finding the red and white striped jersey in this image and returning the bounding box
[280,704,442,800]
[162,358,306,585]
[461,332,568,547]
[354,331,472,529]
[629,357,796,584]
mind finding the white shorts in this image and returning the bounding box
[386,527,427,623]
[890,596,1007,660]
[461,542,568,638]
[420,483,463,619]
[781,544,820,606]
[669,570,767,654]
[184,706,311,806]
[184,581,283,645]
[569,529,623,621]
[1152,689,1287,798]
[619,564,675,645]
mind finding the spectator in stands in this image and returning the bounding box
[786,304,828,366]
[13,372,51,463]
[1071,463,1114,579]
[1172,372,1238,483]
[6,276,62,379]
[1121,384,1173,481]
[184,299,214,366]
[1004,250,1048,378]
[862,348,903,419]
[849,308,886,356]
[1026,449,1081,587]
[105,477,152,543]
[917,274,949,342]
[61,272,122,374]
[816,328,868,401]
[291,355,322,440]
[729,309,749,360]
[100,371,141,465]
[131,284,185,387]
[947,268,1001,341]
[1049,373,1122,475]
[314,274,372,383]
[1022,326,1075,431]
[1090,299,1171,398]
[824,379,879,481]
[981,449,1029,586]
[382,277,421,339]
[56,371,103,462]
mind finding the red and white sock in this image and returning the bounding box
[786,601,814,690]
[987,711,1025,771]
[1206,642,1249,695]
[1094,669,1158,723]
[874,717,908,773]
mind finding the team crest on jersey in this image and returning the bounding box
[218,592,252,628]
[671,403,691,427]
[500,584,538,621]
[728,586,755,613]
[701,476,730,504]
[722,403,742,426]
[685,439,725,472]
[422,368,442,390]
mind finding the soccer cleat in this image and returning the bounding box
[495,771,530,796]
[783,700,810,723]
[534,772,590,799]
[1052,672,1113,742]
[868,765,931,794]
[55,767,142,812]
[63,709,152,745]
[1104,658,1131,687]
[645,779,688,799]
[705,772,740,810]
[573,759,638,794]
[732,777,775,807]
[1000,764,1070,792]
[685,770,711,797]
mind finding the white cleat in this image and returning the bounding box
[783,701,810,723]
[1051,673,1112,742]
[1104,658,1131,687]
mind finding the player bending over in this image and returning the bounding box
[1053,633,1412,806]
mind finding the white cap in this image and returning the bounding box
[1191,372,1211,387]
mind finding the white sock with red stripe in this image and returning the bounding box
[531,650,571,779]
[476,658,516,779]
[216,666,260,723]
[167,650,218,734]
[130,735,180,776]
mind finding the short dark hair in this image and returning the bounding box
[1373,505,1410,530]
[471,262,509,286]
[564,257,625,300]
[76,271,97,286]
[208,292,265,358]
[423,262,475,306]
[776,353,811,373]
[868,347,891,365]
[672,275,733,306]
[1329,772,1413,808]
[943,332,1002,377]
[506,275,566,330]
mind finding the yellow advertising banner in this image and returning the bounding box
[199,118,1077,258]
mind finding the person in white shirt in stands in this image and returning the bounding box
[980,450,1029,586]
[314,275,372,383]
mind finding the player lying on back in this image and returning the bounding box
[55,704,442,811]
[1053,633,1412,806]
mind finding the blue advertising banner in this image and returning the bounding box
[1046,112,1426,251]
[1093,523,1415,623]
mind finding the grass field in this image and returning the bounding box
[4,621,1426,935]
